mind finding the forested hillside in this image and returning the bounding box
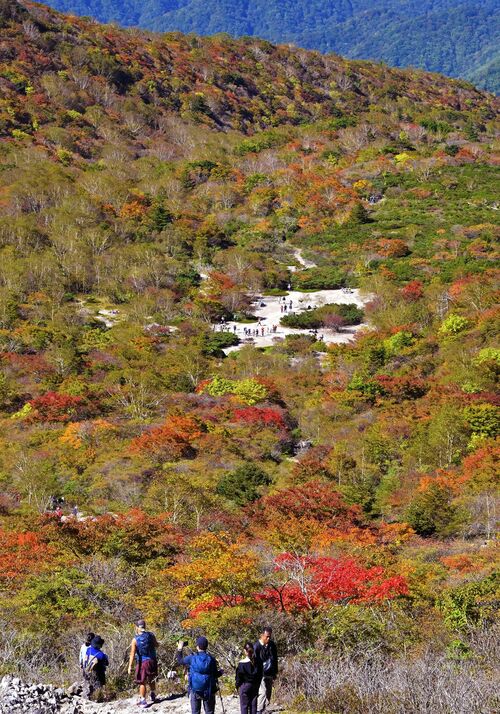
[0,1,499,712]
[45,0,500,92]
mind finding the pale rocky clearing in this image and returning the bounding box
[219,287,369,353]
[214,248,371,353]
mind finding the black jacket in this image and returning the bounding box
[235,658,263,689]
[254,639,278,678]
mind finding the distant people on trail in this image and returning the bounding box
[79,632,94,669]
[49,495,65,512]
[128,618,159,708]
[72,504,78,517]
[176,636,223,714]
[254,627,278,714]
[82,635,108,701]
[236,642,263,714]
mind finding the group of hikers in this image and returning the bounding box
[242,325,278,337]
[48,495,80,518]
[80,619,278,714]
[279,298,293,314]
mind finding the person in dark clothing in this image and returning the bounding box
[254,627,278,714]
[176,636,223,714]
[235,642,263,714]
[82,635,108,701]
[128,619,159,708]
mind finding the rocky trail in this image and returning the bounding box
[0,677,244,714]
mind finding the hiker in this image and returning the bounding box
[176,636,223,714]
[236,642,262,714]
[82,635,108,701]
[254,627,278,714]
[128,618,159,708]
[79,632,95,669]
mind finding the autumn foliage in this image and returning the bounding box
[130,415,203,460]
[262,554,408,611]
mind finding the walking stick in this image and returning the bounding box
[217,684,226,714]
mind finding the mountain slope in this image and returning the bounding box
[1,0,496,147]
[0,1,498,708]
[44,0,500,92]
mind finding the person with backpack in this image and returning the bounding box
[82,635,108,701]
[176,636,223,714]
[235,642,262,714]
[128,619,159,708]
[254,627,278,714]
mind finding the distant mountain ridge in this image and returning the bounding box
[44,0,500,93]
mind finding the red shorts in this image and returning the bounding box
[135,658,158,685]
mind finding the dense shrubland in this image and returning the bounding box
[0,2,498,711]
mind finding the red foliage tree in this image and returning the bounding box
[29,392,85,422]
[232,406,286,429]
[375,375,428,401]
[261,553,408,611]
[400,280,424,302]
[129,415,203,460]
[253,480,364,530]
[0,530,54,585]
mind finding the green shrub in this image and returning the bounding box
[202,331,240,356]
[405,483,466,537]
[291,267,348,290]
[281,303,363,329]
[216,463,272,505]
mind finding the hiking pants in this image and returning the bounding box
[257,677,273,712]
[239,682,259,714]
[190,691,215,714]
[82,672,104,701]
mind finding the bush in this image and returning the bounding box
[291,266,348,290]
[439,314,469,335]
[216,463,272,505]
[281,303,363,329]
[405,482,466,537]
[202,331,239,356]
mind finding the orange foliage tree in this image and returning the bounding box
[130,415,204,461]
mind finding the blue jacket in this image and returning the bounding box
[85,646,109,683]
